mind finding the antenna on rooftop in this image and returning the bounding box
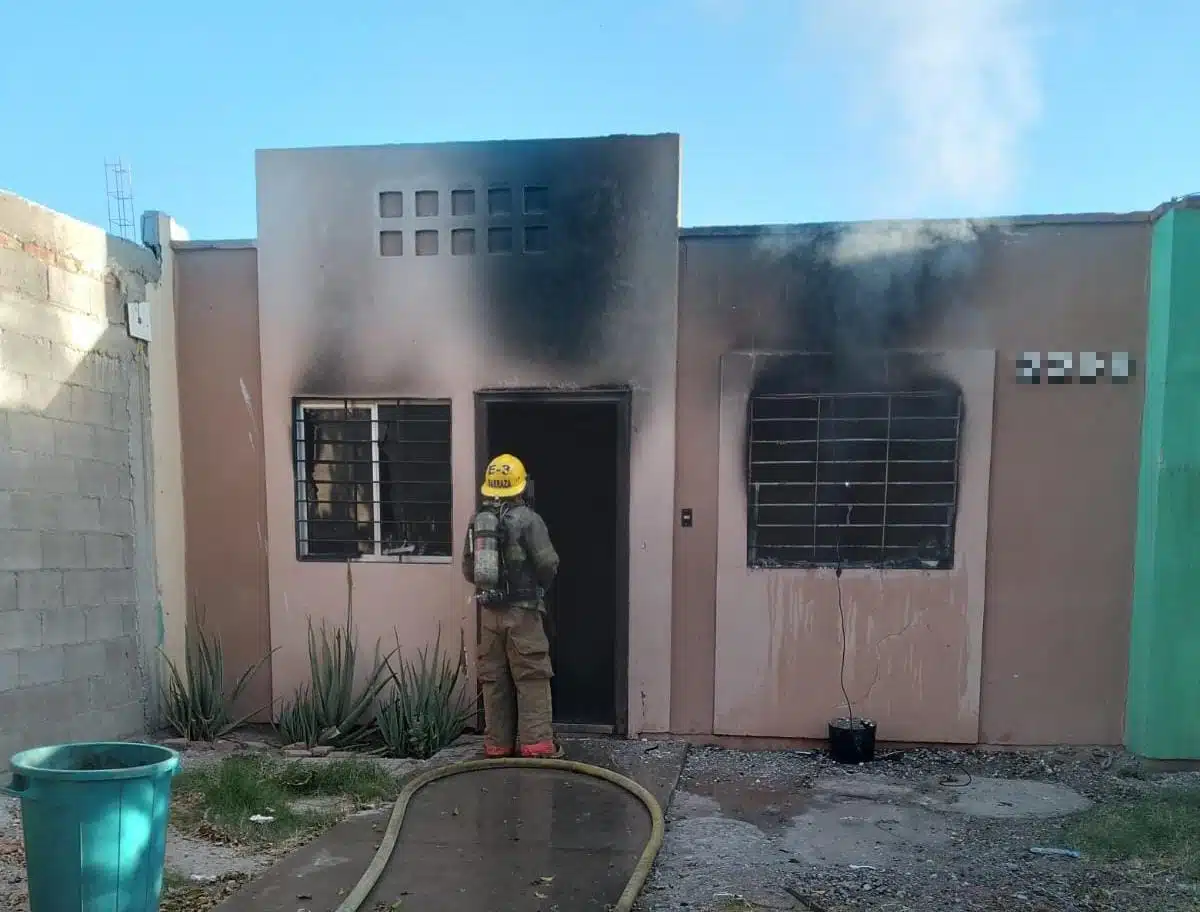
[104,159,137,241]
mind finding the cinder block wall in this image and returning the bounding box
[0,192,162,762]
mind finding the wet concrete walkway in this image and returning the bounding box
[215,739,685,912]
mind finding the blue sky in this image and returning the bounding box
[1,1,1196,240]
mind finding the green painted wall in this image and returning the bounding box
[1125,205,1200,759]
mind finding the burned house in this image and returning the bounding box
[174,133,1165,748]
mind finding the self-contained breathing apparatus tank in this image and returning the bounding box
[472,505,507,605]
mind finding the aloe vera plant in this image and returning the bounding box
[275,684,322,747]
[270,564,391,751]
[379,627,472,759]
[160,624,275,742]
[304,616,394,748]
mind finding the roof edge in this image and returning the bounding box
[172,239,257,251]
[1149,193,1200,222]
[676,210,1152,238]
[680,210,1153,239]
[173,209,1158,248]
[256,132,681,158]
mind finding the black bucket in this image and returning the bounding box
[828,717,877,764]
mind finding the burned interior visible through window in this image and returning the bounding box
[747,387,963,569]
[295,400,452,560]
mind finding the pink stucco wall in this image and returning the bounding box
[672,218,1149,745]
[175,192,1151,747]
[251,137,681,736]
[712,351,995,743]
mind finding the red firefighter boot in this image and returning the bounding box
[519,740,564,759]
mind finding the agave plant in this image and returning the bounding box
[375,695,408,757]
[304,617,394,749]
[160,623,275,742]
[276,562,393,749]
[275,683,322,748]
[379,627,472,759]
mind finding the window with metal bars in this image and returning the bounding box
[293,399,453,561]
[747,389,963,569]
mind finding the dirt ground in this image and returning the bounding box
[640,745,1200,911]
[1,739,1197,911]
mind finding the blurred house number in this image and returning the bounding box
[1017,351,1135,384]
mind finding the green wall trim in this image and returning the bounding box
[1125,206,1200,759]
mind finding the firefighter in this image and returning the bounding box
[462,453,562,759]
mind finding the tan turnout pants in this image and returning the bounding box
[478,605,554,750]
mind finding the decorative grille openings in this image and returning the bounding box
[414,230,438,256]
[524,186,549,214]
[488,226,513,254]
[451,228,476,255]
[379,192,403,218]
[452,189,476,216]
[414,191,439,218]
[379,231,403,257]
[377,185,548,255]
[487,188,513,216]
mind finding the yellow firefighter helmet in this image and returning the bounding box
[481,453,527,498]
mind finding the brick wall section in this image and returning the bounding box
[0,192,162,763]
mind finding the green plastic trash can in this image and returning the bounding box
[2,741,181,912]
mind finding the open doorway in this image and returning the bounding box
[475,390,630,734]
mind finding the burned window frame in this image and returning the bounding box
[746,387,964,571]
[293,398,453,563]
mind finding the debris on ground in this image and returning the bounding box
[638,745,1200,911]
[3,736,1199,911]
[1029,846,1082,858]
[158,872,254,912]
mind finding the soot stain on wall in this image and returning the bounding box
[746,221,984,366]
[295,256,356,395]
[295,257,428,396]
[297,325,426,398]
[736,221,981,569]
[737,219,985,395]
[297,324,352,394]
[286,137,674,396]
[477,142,650,369]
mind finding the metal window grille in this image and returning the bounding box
[747,389,963,569]
[294,399,452,561]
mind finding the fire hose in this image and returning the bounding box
[334,756,666,912]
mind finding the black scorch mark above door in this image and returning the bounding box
[477,146,657,369]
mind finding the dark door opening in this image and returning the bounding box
[476,391,630,734]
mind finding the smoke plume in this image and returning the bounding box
[813,0,1042,211]
[750,219,983,382]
